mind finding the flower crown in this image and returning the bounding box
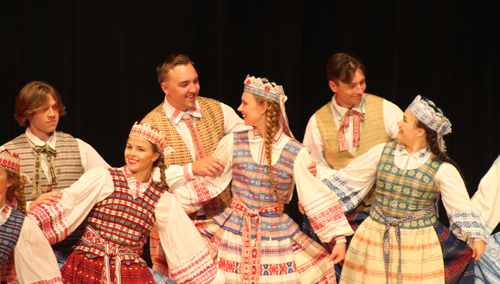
[0,149,21,175]
[129,122,174,155]
[243,75,284,103]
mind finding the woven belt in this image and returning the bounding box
[372,201,434,284]
[230,198,280,284]
[81,226,142,284]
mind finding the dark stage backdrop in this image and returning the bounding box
[1,1,500,230]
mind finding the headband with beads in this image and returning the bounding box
[243,75,293,138]
[408,95,452,152]
[129,122,174,156]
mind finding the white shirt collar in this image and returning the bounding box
[122,166,153,199]
[25,127,57,149]
[394,142,431,163]
[330,93,366,120]
[248,127,286,147]
[162,96,202,125]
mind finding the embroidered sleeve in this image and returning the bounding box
[28,201,71,245]
[448,210,487,244]
[155,192,224,284]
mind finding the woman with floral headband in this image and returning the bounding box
[0,150,62,283]
[28,122,225,284]
[318,95,486,283]
[170,75,354,283]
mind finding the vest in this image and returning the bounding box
[213,130,302,240]
[316,94,392,208]
[2,132,83,201]
[141,96,231,218]
[0,208,25,268]
[71,167,165,265]
[370,142,442,229]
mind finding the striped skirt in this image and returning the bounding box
[195,218,337,284]
[340,217,445,284]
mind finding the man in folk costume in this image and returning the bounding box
[1,81,109,264]
[301,53,403,275]
[141,54,248,275]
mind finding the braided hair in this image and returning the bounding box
[254,95,283,213]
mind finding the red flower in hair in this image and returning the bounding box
[265,86,270,92]
[246,80,251,85]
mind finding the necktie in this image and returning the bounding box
[32,144,58,198]
[338,109,365,152]
[183,114,207,159]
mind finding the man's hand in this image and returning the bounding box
[328,241,346,264]
[192,156,226,178]
[472,240,486,260]
[29,191,63,211]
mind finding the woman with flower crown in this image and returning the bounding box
[169,75,354,284]
[317,95,487,283]
[27,122,225,284]
[0,150,62,283]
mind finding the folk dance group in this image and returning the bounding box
[0,53,498,284]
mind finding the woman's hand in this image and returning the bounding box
[328,241,346,264]
[472,240,486,260]
[29,191,63,211]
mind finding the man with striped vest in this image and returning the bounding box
[1,81,109,264]
[141,54,248,276]
[301,53,403,277]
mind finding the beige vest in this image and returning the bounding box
[3,132,84,202]
[316,94,392,208]
[141,96,231,218]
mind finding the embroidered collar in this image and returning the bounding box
[394,142,431,164]
[331,93,366,120]
[26,127,57,149]
[249,128,285,145]
[122,166,153,199]
[0,201,11,218]
[163,96,202,125]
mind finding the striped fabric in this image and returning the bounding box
[3,132,83,201]
[196,131,338,284]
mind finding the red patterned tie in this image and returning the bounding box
[183,115,207,159]
[338,109,365,152]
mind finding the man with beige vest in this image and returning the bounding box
[301,53,402,277]
[1,80,110,265]
[141,54,248,276]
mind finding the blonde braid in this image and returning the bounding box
[152,147,169,192]
[256,95,282,212]
[7,172,27,215]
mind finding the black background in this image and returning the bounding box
[2,1,500,230]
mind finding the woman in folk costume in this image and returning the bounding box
[170,75,354,284]
[320,95,486,284]
[0,150,62,284]
[28,122,225,284]
[471,154,500,283]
